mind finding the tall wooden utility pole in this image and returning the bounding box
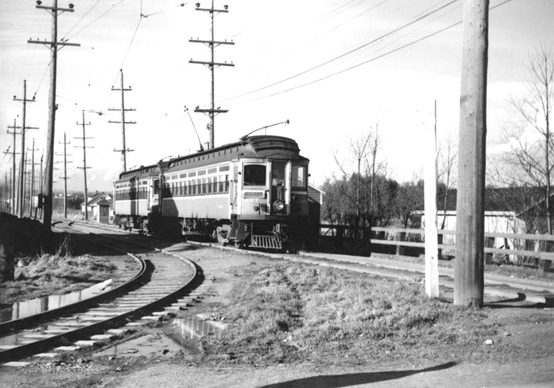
[109,69,135,172]
[7,119,21,216]
[13,80,37,218]
[57,133,72,218]
[76,111,92,221]
[189,0,234,149]
[29,1,79,229]
[455,0,489,307]
[28,138,40,217]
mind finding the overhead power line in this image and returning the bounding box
[218,0,459,104]
[222,0,513,105]
[63,0,126,41]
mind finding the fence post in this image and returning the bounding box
[538,257,552,276]
[396,232,406,256]
[485,237,495,264]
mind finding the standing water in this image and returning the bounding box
[0,279,112,323]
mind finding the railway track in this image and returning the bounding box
[3,217,551,366]
[0,221,205,365]
[62,220,554,305]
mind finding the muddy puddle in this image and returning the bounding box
[94,333,186,359]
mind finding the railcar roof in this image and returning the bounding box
[114,135,308,182]
[115,163,158,183]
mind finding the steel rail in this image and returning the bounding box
[0,224,198,364]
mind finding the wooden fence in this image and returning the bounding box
[320,225,553,274]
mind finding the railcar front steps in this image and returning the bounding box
[251,235,282,250]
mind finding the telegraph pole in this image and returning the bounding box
[7,119,21,216]
[455,0,489,307]
[57,133,72,218]
[28,138,40,217]
[189,0,234,149]
[109,69,135,172]
[3,173,8,213]
[75,111,92,221]
[13,80,38,218]
[29,0,79,229]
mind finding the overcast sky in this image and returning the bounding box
[1,0,553,193]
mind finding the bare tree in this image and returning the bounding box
[332,124,385,229]
[500,44,554,234]
[437,134,457,229]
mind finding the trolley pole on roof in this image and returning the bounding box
[189,0,234,150]
[455,0,489,307]
[109,69,135,172]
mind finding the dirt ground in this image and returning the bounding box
[1,245,553,388]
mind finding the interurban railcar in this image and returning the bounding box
[113,135,310,250]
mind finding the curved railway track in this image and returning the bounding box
[0,221,206,364]
[3,218,551,366]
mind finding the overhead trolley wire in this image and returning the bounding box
[317,0,369,24]
[63,0,126,42]
[32,58,54,100]
[353,0,461,65]
[219,0,459,104]
[234,0,514,105]
[61,0,102,40]
[141,2,188,18]
[236,0,391,83]
[102,1,188,112]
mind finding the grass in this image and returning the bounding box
[202,261,501,366]
[52,209,84,221]
[377,253,554,282]
[0,236,116,305]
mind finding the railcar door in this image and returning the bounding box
[271,161,287,215]
[230,164,239,215]
[149,178,161,215]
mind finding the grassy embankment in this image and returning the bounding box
[202,261,506,367]
[0,236,115,305]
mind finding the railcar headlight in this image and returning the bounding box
[273,200,285,212]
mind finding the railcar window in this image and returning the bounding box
[292,165,307,189]
[243,165,266,186]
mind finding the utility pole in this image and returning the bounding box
[109,69,135,172]
[13,80,38,218]
[455,0,489,307]
[189,0,234,149]
[7,118,21,216]
[29,0,79,229]
[57,133,72,218]
[28,138,40,217]
[75,110,92,221]
[3,173,8,213]
[38,154,44,220]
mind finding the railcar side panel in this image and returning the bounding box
[113,199,149,217]
[162,195,230,219]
